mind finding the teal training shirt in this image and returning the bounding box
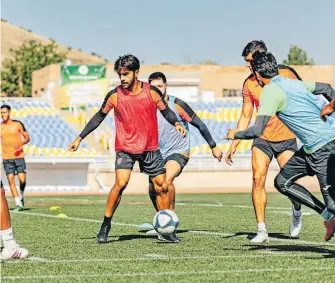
[258,76,335,153]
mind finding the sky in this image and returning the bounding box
[1,0,335,65]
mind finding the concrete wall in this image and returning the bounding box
[87,169,320,195]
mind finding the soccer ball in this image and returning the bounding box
[153,209,179,235]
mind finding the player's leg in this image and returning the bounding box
[313,142,335,241]
[0,181,29,260]
[142,150,179,242]
[16,158,27,207]
[6,172,23,210]
[148,153,187,211]
[274,148,335,240]
[250,145,271,243]
[151,173,169,211]
[96,151,135,244]
[165,159,182,210]
[148,177,158,211]
[276,144,303,237]
[96,169,132,243]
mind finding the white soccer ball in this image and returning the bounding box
[153,209,179,235]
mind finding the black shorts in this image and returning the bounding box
[280,140,335,191]
[3,158,27,176]
[115,150,166,178]
[164,153,189,177]
[252,138,298,161]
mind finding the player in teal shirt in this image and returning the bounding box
[225,52,335,241]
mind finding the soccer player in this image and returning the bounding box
[69,54,186,243]
[146,72,223,240]
[225,41,303,243]
[226,51,335,241]
[0,179,29,260]
[1,104,30,211]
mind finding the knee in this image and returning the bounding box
[7,176,15,184]
[154,181,168,195]
[252,173,266,191]
[274,173,288,194]
[166,176,174,186]
[114,179,128,193]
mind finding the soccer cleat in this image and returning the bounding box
[324,218,335,241]
[157,233,180,243]
[96,223,111,244]
[289,208,303,237]
[250,231,269,243]
[12,205,24,212]
[0,245,29,261]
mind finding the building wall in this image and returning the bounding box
[32,64,335,107]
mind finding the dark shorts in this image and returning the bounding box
[280,140,335,191]
[252,138,298,161]
[164,153,189,177]
[3,158,27,176]
[115,150,166,178]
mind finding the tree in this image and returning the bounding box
[199,60,218,65]
[1,40,67,97]
[283,45,315,65]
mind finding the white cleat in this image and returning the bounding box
[0,245,29,261]
[290,208,303,238]
[250,231,269,244]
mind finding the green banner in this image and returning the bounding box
[60,65,108,108]
[61,65,106,86]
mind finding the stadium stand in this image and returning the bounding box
[1,100,99,157]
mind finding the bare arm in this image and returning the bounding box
[18,122,30,146]
[231,83,254,148]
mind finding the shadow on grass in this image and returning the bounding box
[244,244,335,258]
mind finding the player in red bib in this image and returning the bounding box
[69,54,186,243]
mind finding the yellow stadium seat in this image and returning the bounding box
[34,147,42,155]
[41,147,51,155]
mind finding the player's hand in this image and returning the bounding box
[321,104,334,122]
[175,123,186,137]
[14,144,24,156]
[222,128,237,141]
[225,144,237,166]
[68,137,82,152]
[211,146,222,162]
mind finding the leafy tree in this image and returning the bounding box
[283,45,315,65]
[1,40,67,97]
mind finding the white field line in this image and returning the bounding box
[2,267,332,280]
[268,211,316,216]
[27,257,49,261]
[11,211,138,227]
[12,211,335,247]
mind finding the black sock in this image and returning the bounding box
[290,198,302,211]
[287,183,325,214]
[103,216,112,225]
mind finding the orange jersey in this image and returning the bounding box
[1,120,26,160]
[242,65,301,142]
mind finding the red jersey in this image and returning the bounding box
[102,82,167,154]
